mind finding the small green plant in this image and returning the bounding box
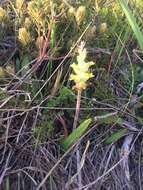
[70,41,95,130]
[61,42,95,149]
[61,118,92,150]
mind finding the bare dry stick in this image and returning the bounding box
[120,134,133,181]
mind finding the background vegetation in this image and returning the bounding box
[0,0,143,189]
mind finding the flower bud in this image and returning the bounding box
[75,6,86,26]
[35,36,44,49]
[16,0,24,10]
[0,7,7,22]
[99,22,107,33]
[24,17,32,28]
[67,7,75,18]
[18,27,31,46]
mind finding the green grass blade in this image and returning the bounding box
[61,118,92,150]
[118,0,143,51]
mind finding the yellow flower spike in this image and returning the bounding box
[99,22,107,33]
[27,1,42,25]
[16,0,24,10]
[18,27,31,46]
[67,6,75,18]
[0,7,7,22]
[24,17,32,28]
[75,6,86,26]
[69,42,95,91]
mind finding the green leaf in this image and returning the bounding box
[21,54,29,67]
[61,118,92,150]
[105,129,127,144]
[118,0,143,51]
[16,55,29,75]
[15,57,21,73]
[50,22,56,48]
[96,115,122,125]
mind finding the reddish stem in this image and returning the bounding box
[57,115,68,138]
[32,24,51,71]
[73,90,82,130]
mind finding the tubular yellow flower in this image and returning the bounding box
[69,42,94,91]
[0,7,7,22]
[16,0,24,10]
[67,6,75,18]
[18,27,31,46]
[27,1,43,26]
[75,6,86,26]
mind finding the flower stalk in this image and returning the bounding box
[70,42,95,130]
[73,89,82,130]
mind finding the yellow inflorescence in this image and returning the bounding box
[27,1,42,26]
[75,6,86,26]
[27,0,50,27]
[16,0,24,10]
[67,6,75,18]
[0,7,7,22]
[70,42,94,91]
[99,22,107,33]
[18,27,31,46]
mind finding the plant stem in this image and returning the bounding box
[73,90,82,130]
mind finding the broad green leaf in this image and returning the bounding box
[105,129,127,144]
[21,55,29,67]
[61,118,92,150]
[118,0,143,50]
